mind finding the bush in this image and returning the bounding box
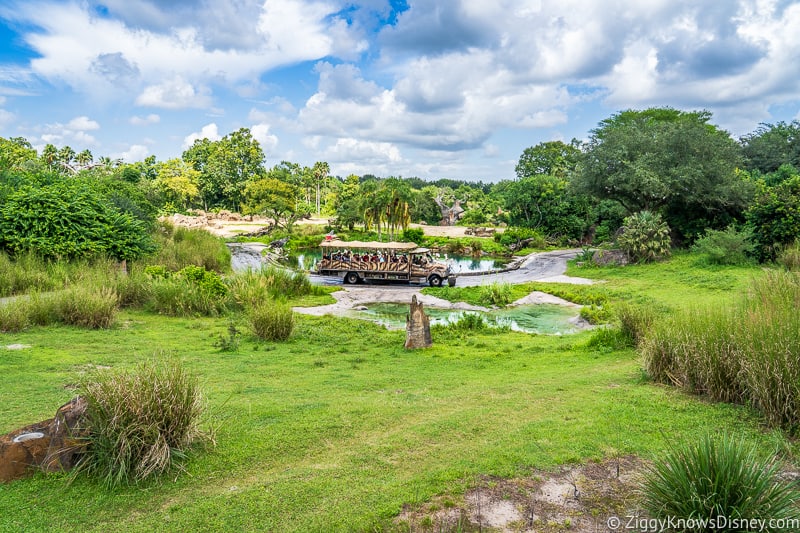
[746,175,800,261]
[691,226,755,265]
[0,180,154,261]
[77,359,209,487]
[177,265,228,298]
[400,228,424,244]
[148,276,227,317]
[249,301,294,341]
[642,271,800,430]
[640,433,800,531]
[616,210,671,263]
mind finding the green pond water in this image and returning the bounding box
[344,303,582,335]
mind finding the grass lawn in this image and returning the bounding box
[0,253,793,532]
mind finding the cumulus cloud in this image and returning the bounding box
[182,123,221,149]
[136,76,212,109]
[67,116,100,131]
[130,113,161,126]
[250,123,279,154]
[118,144,151,162]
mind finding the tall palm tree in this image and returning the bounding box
[312,161,329,217]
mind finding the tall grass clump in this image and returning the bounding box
[640,433,800,531]
[479,282,513,306]
[55,286,119,329]
[642,270,800,430]
[227,266,316,310]
[615,302,658,347]
[77,359,210,487]
[0,298,31,332]
[778,239,800,271]
[249,301,294,341]
[691,226,755,265]
[148,222,231,273]
[148,276,227,317]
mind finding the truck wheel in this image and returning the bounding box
[345,272,360,284]
[428,274,442,287]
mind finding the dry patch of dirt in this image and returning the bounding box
[394,456,646,532]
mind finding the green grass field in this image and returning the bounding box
[0,253,793,532]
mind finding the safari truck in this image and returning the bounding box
[315,239,455,287]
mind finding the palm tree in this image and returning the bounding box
[312,161,329,217]
[76,149,93,168]
[40,144,58,169]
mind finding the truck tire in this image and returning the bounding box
[428,274,442,287]
[344,272,360,284]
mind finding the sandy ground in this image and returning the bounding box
[176,214,489,239]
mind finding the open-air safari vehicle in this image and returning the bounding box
[315,239,455,287]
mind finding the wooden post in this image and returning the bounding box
[404,295,432,349]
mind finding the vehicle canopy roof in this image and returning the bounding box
[320,239,420,251]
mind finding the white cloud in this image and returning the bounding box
[130,114,161,126]
[118,144,150,162]
[67,116,100,131]
[136,76,212,109]
[323,138,402,164]
[182,123,221,149]
[250,123,279,154]
[0,108,14,128]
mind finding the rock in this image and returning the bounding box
[404,295,432,349]
[0,396,88,483]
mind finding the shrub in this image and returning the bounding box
[616,210,671,263]
[746,175,800,261]
[148,276,227,317]
[400,228,424,244]
[56,286,119,329]
[77,359,209,487]
[579,304,614,325]
[479,282,513,306]
[691,226,755,265]
[177,265,228,298]
[249,301,294,341]
[640,433,800,531]
[0,180,154,261]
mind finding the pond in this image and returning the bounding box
[284,250,510,273]
[341,303,583,335]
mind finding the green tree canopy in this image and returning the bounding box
[515,140,582,179]
[576,108,751,241]
[740,121,800,174]
[183,128,267,210]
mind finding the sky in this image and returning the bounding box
[1,0,799,182]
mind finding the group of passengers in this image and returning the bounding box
[323,250,409,264]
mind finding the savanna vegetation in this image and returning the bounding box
[2,109,800,530]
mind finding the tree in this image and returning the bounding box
[495,175,590,241]
[154,159,201,210]
[746,175,800,261]
[312,161,330,217]
[41,144,58,170]
[183,128,266,211]
[76,149,93,169]
[0,137,37,171]
[242,176,305,232]
[515,140,581,179]
[740,121,800,174]
[576,108,751,241]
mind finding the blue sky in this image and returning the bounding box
[1,0,799,181]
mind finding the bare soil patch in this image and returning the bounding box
[395,456,646,532]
